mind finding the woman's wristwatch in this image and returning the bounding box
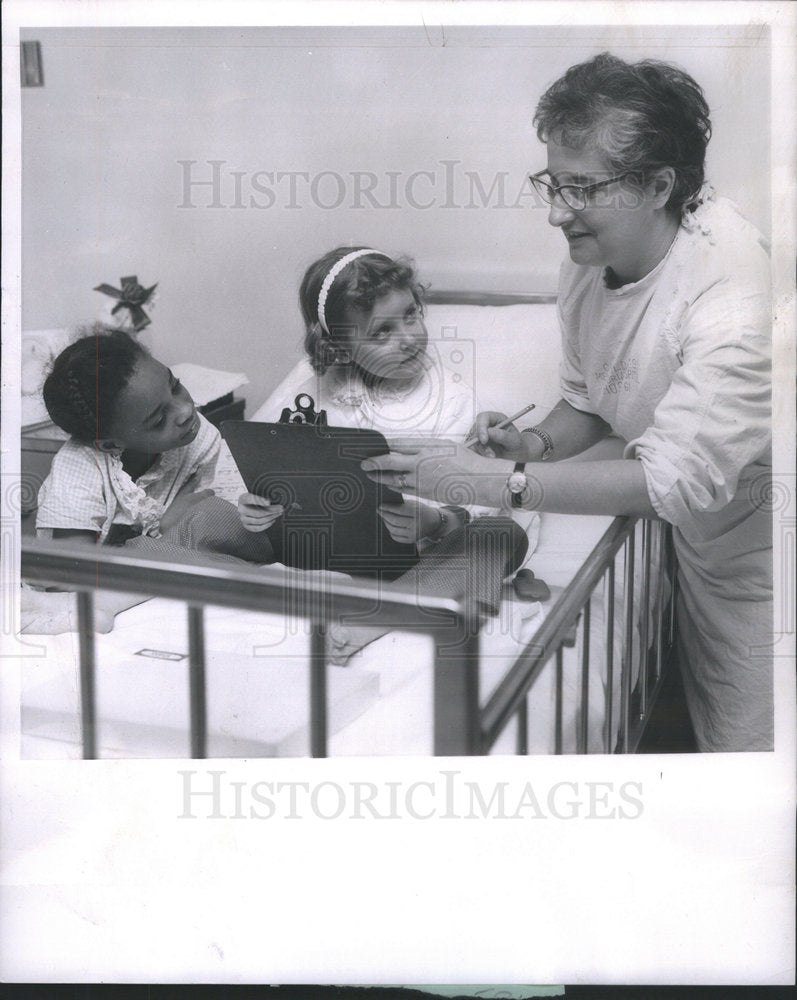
[506,463,531,509]
[522,425,554,462]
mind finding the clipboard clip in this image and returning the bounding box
[279,393,327,427]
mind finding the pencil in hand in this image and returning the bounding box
[464,403,536,449]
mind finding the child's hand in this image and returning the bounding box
[238,492,285,532]
[377,500,440,543]
[159,489,215,533]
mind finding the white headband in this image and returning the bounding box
[316,248,391,335]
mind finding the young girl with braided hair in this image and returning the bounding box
[33,327,278,599]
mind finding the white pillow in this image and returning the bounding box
[250,357,315,423]
[251,302,562,425]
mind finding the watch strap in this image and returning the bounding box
[509,462,527,509]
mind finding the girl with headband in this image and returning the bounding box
[239,246,533,664]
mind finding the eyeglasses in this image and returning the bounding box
[529,169,634,211]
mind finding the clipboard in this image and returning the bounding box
[221,420,418,579]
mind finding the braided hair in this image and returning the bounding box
[43,326,148,443]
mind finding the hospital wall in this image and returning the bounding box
[19,24,771,413]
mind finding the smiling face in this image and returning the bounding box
[339,287,429,386]
[545,139,677,284]
[100,354,199,455]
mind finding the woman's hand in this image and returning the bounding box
[467,411,527,461]
[237,492,285,532]
[159,489,215,533]
[363,438,501,507]
[377,500,442,543]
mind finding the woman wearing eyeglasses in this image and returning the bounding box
[363,53,773,752]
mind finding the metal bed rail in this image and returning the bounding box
[21,515,676,758]
[21,538,480,759]
[482,516,677,754]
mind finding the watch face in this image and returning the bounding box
[508,471,527,494]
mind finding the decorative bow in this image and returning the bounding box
[94,275,158,330]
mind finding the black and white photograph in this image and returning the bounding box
[1,0,794,989]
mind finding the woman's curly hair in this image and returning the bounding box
[43,325,148,442]
[299,247,426,374]
[533,52,712,215]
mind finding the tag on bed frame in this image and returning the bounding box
[279,393,327,427]
[135,649,188,661]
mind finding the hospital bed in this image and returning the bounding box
[18,291,678,758]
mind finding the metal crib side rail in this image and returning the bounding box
[21,519,675,759]
[480,515,639,751]
[21,538,477,759]
[21,538,463,625]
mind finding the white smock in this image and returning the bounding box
[558,190,773,751]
